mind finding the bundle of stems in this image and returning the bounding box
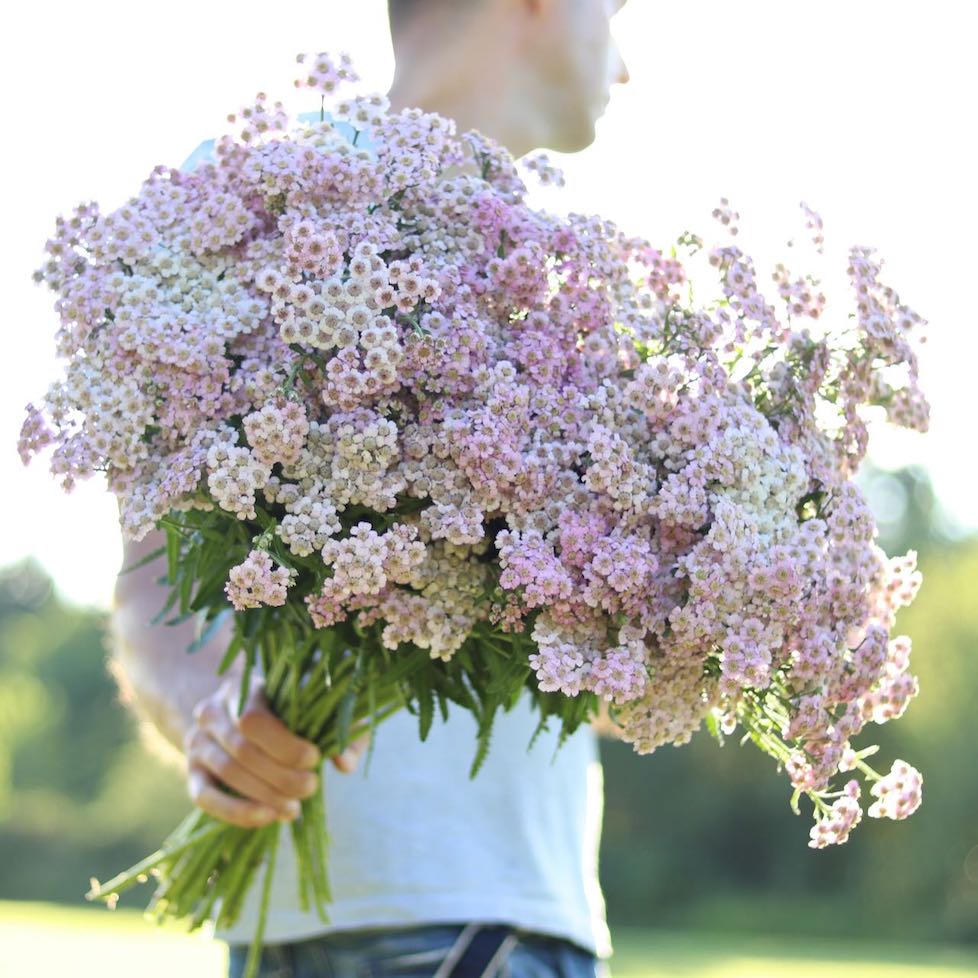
[87,618,408,978]
[85,507,594,978]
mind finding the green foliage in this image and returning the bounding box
[0,558,189,902]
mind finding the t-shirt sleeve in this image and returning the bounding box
[179,136,217,174]
[178,114,365,174]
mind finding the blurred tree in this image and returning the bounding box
[857,462,956,558]
[0,558,189,903]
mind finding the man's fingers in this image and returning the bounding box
[188,734,302,820]
[331,731,371,773]
[204,710,319,801]
[192,695,224,731]
[236,705,321,770]
[209,675,320,770]
[188,680,319,820]
[331,750,356,773]
[187,766,281,829]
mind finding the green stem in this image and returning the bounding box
[316,698,404,757]
[855,758,883,781]
[290,812,313,914]
[214,827,271,930]
[88,818,225,903]
[188,854,230,932]
[300,668,360,741]
[156,821,234,917]
[242,826,281,978]
[477,638,511,658]
[304,779,332,919]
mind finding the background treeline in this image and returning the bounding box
[0,465,974,945]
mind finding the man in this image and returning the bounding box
[111,1,630,976]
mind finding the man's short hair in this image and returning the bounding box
[387,0,421,35]
[388,0,481,38]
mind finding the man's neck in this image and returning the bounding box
[386,70,539,161]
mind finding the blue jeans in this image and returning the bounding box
[227,922,609,978]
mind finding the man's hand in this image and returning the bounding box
[185,675,370,828]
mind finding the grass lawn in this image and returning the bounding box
[0,900,227,978]
[607,927,978,978]
[1,902,976,978]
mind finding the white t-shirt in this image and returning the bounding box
[179,113,612,959]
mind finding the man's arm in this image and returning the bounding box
[110,530,365,828]
[110,531,237,753]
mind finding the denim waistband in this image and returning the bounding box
[317,921,589,953]
[229,921,598,978]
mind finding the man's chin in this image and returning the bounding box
[550,120,597,154]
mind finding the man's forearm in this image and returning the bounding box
[112,527,349,827]
[110,531,236,756]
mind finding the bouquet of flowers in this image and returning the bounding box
[20,51,928,977]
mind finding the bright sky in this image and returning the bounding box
[1,0,973,609]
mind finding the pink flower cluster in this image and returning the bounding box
[21,51,930,843]
[867,759,923,820]
[307,521,426,628]
[808,780,863,848]
[225,550,293,611]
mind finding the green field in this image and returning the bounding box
[0,902,976,978]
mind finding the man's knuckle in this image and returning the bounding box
[237,709,263,738]
[208,749,234,780]
[278,742,302,767]
[241,806,271,828]
[199,800,222,820]
[298,772,319,797]
[197,699,224,729]
[280,771,308,797]
[225,730,251,762]
[293,742,321,769]
[221,807,249,828]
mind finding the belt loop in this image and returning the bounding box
[476,932,520,978]
[436,924,520,978]
[432,923,483,978]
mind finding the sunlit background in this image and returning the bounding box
[1,2,976,977]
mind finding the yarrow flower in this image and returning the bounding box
[809,780,863,848]
[21,50,929,865]
[867,760,923,820]
[294,51,359,95]
[225,550,294,610]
